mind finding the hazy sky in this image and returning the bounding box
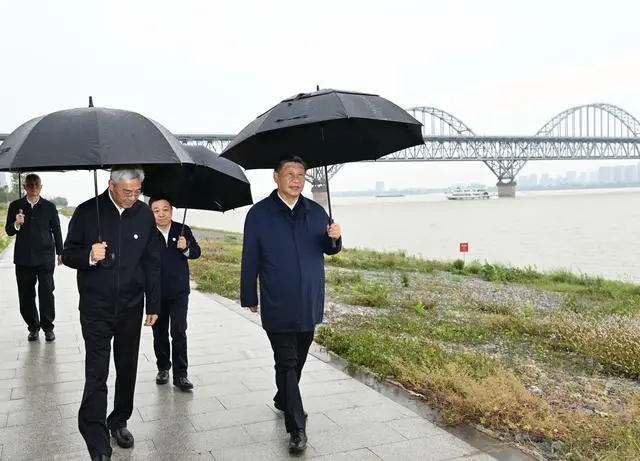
[2,0,640,205]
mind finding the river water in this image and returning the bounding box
[180,187,640,282]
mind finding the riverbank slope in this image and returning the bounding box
[189,227,640,461]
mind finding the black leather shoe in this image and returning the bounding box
[27,331,38,342]
[289,429,307,454]
[44,330,55,342]
[156,370,170,385]
[91,455,111,461]
[110,427,134,448]
[173,376,194,391]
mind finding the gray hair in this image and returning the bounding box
[110,166,145,184]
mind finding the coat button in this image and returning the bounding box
[134,234,139,239]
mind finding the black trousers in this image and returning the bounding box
[266,330,314,433]
[78,308,143,459]
[152,293,189,378]
[15,264,55,332]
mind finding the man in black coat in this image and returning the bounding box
[4,173,63,342]
[241,156,342,455]
[62,166,161,461]
[148,194,201,391]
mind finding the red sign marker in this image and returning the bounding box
[459,242,469,253]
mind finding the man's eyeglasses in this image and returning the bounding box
[120,188,143,198]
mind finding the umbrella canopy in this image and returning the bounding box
[0,97,194,250]
[0,98,192,172]
[142,145,253,212]
[219,88,424,169]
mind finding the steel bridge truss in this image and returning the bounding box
[390,136,640,183]
[3,103,640,186]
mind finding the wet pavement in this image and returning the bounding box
[0,220,516,460]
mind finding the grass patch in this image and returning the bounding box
[316,312,640,460]
[189,231,243,299]
[58,207,75,217]
[0,206,11,253]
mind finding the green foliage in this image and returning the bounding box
[49,196,68,207]
[0,207,11,252]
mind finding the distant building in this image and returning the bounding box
[598,166,614,184]
[539,173,551,186]
[623,165,637,183]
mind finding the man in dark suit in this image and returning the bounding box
[4,173,63,342]
[148,194,201,391]
[241,156,342,455]
[62,166,161,461]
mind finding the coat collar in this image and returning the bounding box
[266,189,310,214]
[156,221,182,241]
[19,195,42,208]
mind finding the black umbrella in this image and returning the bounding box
[0,97,193,244]
[0,97,191,171]
[220,87,423,241]
[142,144,253,233]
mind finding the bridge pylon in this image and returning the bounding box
[483,159,527,198]
[311,183,329,207]
[306,166,340,207]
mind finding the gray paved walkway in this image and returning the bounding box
[0,219,502,461]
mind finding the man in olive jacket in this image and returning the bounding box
[240,156,342,455]
[62,166,161,461]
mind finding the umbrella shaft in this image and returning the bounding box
[323,165,333,220]
[94,170,102,242]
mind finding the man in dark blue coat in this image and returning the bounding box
[148,194,201,392]
[240,156,342,455]
[62,166,161,461]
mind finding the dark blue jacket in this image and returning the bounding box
[157,221,201,301]
[240,189,342,333]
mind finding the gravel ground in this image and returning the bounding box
[322,268,566,323]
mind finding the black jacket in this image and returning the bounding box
[4,196,63,268]
[61,190,162,317]
[158,221,201,301]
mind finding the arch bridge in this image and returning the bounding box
[2,103,640,198]
[173,103,640,198]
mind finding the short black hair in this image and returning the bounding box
[275,156,307,172]
[148,194,173,208]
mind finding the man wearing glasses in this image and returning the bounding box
[62,166,162,461]
[4,173,63,342]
